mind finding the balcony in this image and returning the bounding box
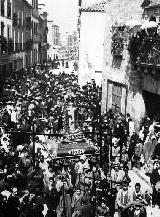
[26,17,31,30]
[33,34,40,43]
[32,8,39,19]
[128,28,160,67]
[26,39,33,51]
[0,36,14,54]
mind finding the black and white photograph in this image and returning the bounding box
[1,0,160,216]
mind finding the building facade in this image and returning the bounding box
[52,24,60,46]
[31,0,39,65]
[38,12,48,64]
[78,0,106,86]
[12,0,33,70]
[24,0,32,68]
[101,0,160,128]
[0,0,13,75]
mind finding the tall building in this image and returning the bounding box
[38,12,48,64]
[0,0,13,75]
[12,0,32,70]
[52,24,60,47]
[24,0,32,68]
[52,24,60,59]
[31,0,39,65]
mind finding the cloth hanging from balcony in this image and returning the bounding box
[141,20,158,29]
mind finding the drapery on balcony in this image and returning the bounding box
[128,27,160,66]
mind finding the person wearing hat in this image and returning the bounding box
[112,137,120,162]
[116,181,133,217]
[71,187,83,217]
[75,155,89,175]
[96,199,111,217]
[110,162,125,192]
[152,136,160,160]
[113,116,126,163]
[150,160,160,207]
[143,134,157,163]
[132,183,147,216]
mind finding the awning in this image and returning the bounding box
[141,20,158,29]
[125,20,142,28]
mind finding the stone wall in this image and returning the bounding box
[102,0,146,127]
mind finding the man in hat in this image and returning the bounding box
[116,181,133,217]
[150,160,160,207]
[71,187,83,217]
[110,162,125,192]
[132,183,147,216]
[96,199,110,217]
[113,116,126,163]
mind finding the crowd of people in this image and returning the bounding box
[0,61,111,217]
[1,59,160,217]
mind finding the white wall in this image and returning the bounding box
[0,0,12,38]
[78,12,105,86]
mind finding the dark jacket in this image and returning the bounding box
[150,168,160,186]
[78,204,93,217]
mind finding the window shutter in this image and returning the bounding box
[107,82,113,110]
[121,87,127,115]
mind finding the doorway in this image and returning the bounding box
[142,90,160,119]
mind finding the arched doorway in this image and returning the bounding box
[142,90,160,119]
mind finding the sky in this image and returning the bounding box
[39,0,79,35]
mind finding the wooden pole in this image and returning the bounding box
[32,124,36,169]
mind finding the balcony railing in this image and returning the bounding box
[0,36,14,54]
[26,39,33,51]
[33,34,40,43]
[128,29,160,66]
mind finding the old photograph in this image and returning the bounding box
[0,0,160,216]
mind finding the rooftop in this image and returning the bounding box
[81,0,107,12]
[141,0,160,8]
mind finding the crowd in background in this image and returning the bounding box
[1,60,160,217]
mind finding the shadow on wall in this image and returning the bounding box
[125,63,142,96]
[112,55,123,69]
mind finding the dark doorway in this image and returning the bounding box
[142,90,160,119]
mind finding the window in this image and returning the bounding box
[36,0,38,10]
[7,26,10,40]
[1,0,5,16]
[13,13,18,26]
[7,1,11,18]
[26,17,31,30]
[112,85,122,113]
[1,22,5,37]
